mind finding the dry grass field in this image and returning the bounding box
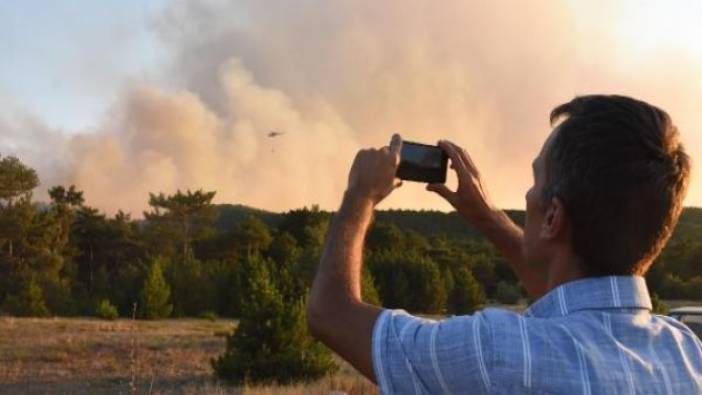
[0,317,376,395]
[3,301,697,394]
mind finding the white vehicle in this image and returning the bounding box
[669,306,702,340]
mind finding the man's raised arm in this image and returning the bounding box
[307,135,403,382]
[427,140,548,298]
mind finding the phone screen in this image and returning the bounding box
[396,141,448,183]
[402,144,444,169]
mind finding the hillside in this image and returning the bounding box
[214,205,701,246]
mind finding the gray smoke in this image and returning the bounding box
[2,0,700,215]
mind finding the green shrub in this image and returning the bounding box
[447,268,485,314]
[369,251,446,313]
[212,254,337,385]
[200,310,218,321]
[95,299,119,320]
[495,281,522,305]
[659,274,702,300]
[361,266,381,306]
[2,278,49,317]
[650,293,669,315]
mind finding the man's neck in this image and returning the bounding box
[545,250,586,293]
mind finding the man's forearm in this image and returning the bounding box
[307,137,400,382]
[311,193,374,305]
[473,209,547,298]
[307,192,382,382]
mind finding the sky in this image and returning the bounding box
[1,0,701,216]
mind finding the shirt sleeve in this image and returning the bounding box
[372,309,493,394]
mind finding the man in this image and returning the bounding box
[307,95,702,393]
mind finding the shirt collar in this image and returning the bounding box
[524,275,652,318]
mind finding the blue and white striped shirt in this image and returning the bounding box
[372,276,702,394]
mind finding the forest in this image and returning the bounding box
[1,153,701,384]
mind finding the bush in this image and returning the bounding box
[200,310,218,321]
[684,276,702,300]
[447,268,485,315]
[361,266,381,306]
[369,251,446,313]
[168,254,216,317]
[95,299,119,320]
[2,278,49,317]
[659,274,702,300]
[650,293,669,315]
[495,281,522,305]
[212,254,337,385]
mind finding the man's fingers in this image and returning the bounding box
[390,133,403,156]
[444,140,479,175]
[438,140,470,178]
[426,183,457,206]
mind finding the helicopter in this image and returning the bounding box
[267,130,285,153]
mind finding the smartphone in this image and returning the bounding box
[396,140,448,183]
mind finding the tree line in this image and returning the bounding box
[1,154,701,319]
[1,154,701,383]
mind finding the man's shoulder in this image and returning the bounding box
[472,306,554,327]
[449,306,561,332]
[472,307,526,326]
[470,307,596,355]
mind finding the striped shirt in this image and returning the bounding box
[372,276,702,394]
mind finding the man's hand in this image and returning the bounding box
[427,139,547,297]
[427,140,495,223]
[346,134,403,207]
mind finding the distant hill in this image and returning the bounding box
[673,207,702,241]
[375,207,700,244]
[214,204,281,231]
[374,209,481,240]
[214,204,700,245]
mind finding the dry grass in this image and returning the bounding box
[5,301,695,393]
[0,317,375,394]
[663,300,702,309]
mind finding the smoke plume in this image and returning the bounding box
[2,0,701,216]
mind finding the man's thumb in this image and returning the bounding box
[426,183,455,205]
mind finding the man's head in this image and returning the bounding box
[523,95,691,277]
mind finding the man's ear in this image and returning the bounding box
[540,196,567,240]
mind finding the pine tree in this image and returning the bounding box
[212,254,337,385]
[361,266,381,306]
[495,281,522,305]
[0,155,38,259]
[447,268,485,314]
[2,277,49,317]
[168,253,204,316]
[444,267,456,300]
[143,189,217,258]
[368,251,447,313]
[140,257,173,319]
[230,215,273,257]
[270,231,301,265]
